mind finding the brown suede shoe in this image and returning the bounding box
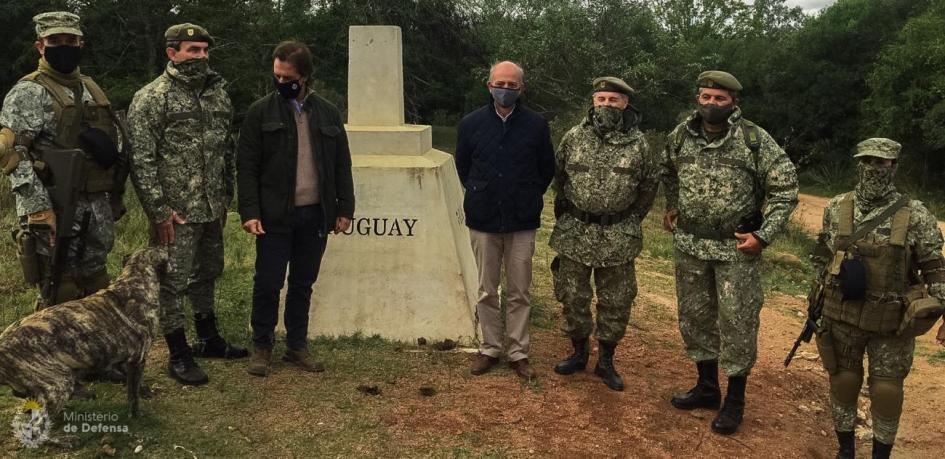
[509,358,536,380]
[283,347,325,373]
[470,354,499,375]
[247,348,272,377]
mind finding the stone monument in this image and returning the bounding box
[285,26,480,344]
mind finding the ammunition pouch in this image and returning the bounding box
[838,258,868,300]
[12,228,40,285]
[78,125,119,168]
[898,287,944,338]
[815,325,838,375]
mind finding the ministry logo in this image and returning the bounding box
[10,398,52,448]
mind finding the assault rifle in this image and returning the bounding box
[784,265,827,367]
[37,148,85,303]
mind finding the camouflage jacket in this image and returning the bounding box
[815,191,945,303]
[127,61,235,224]
[661,108,798,262]
[549,117,658,267]
[1,68,99,217]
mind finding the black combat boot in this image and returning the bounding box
[165,328,209,386]
[711,375,746,435]
[554,337,589,375]
[871,438,893,459]
[671,360,722,410]
[593,340,624,391]
[835,430,855,459]
[192,312,249,359]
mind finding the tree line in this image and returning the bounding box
[2,0,943,200]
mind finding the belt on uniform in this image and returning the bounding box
[561,199,634,226]
[676,216,737,240]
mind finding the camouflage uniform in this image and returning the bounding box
[127,59,235,334]
[662,106,798,376]
[0,12,127,306]
[814,138,945,449]
[549,113,658,342]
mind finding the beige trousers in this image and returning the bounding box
[469,228,536,362]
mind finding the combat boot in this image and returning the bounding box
[192,312,249,359]
[593,340,624,391]
[283,346,325,373]
[835,430,855,459]
[671,360,722,410]
[711,375,746,435]
[554,337,589,375]
[165,328,209,386]
[871,438,893,459]
[247,348,272,377]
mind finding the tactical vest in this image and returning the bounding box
[822,193,914,333]
[21,71,118,193]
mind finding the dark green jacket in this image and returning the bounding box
[237,91,355,233]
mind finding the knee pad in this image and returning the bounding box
[869,376,904,420]
[830,369,863,407]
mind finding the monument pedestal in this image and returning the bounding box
[279,26,479,344]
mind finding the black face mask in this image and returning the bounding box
[273,76,303,100]
[698,103,734,125]
[44,45,81,74]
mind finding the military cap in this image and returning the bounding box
[697,70,742,93]
[854,138,901,160]
[34,11,83,38]
[165,23,214,46]
[592,77,634,96]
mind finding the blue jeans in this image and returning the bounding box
[251,205,327,350]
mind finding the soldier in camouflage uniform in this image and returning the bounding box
[813,138,945,459]
[0,12,128,309]
[127,23,247,386]
[550,77,658,391]
[661,71,798,435]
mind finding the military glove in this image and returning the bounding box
[27,209,56,247]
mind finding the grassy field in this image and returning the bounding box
[0,127,840,457]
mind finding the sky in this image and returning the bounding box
[783,0,837,13]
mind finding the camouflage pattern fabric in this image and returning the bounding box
[549,116,658,267]
[815,188,945,445]
[127,60,235,225]
[552,255,636,342]
[154,221,223,334]
[661,107,798,262]
[674,248,763,376]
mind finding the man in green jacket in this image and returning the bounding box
[128,23,248,387]
[237,41,355,377]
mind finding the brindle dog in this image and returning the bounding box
[0,247,167,419]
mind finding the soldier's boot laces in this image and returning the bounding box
[165,328,209,386]
[671,360,722,410]
[871,438,893,459]
[835,430,855,459]
[593,340,624,391]
[192,312,249,359]
[711,375,746,435]
[554,337,589,375]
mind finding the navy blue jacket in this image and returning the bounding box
[455,102,555,233]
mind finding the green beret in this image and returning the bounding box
[697,70,742,93]
[165,23,214,46]
[592,77,634,96]
[34,11,82,38]
[854,138,901,160]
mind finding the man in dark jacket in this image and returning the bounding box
[455,61,555,380]
[237,41,355,377]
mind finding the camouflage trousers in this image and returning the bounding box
[152,220,224,334]
[552,255,637,343]
[817,318,914,445]
[27,192,114,307]
[674,249,763,377]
